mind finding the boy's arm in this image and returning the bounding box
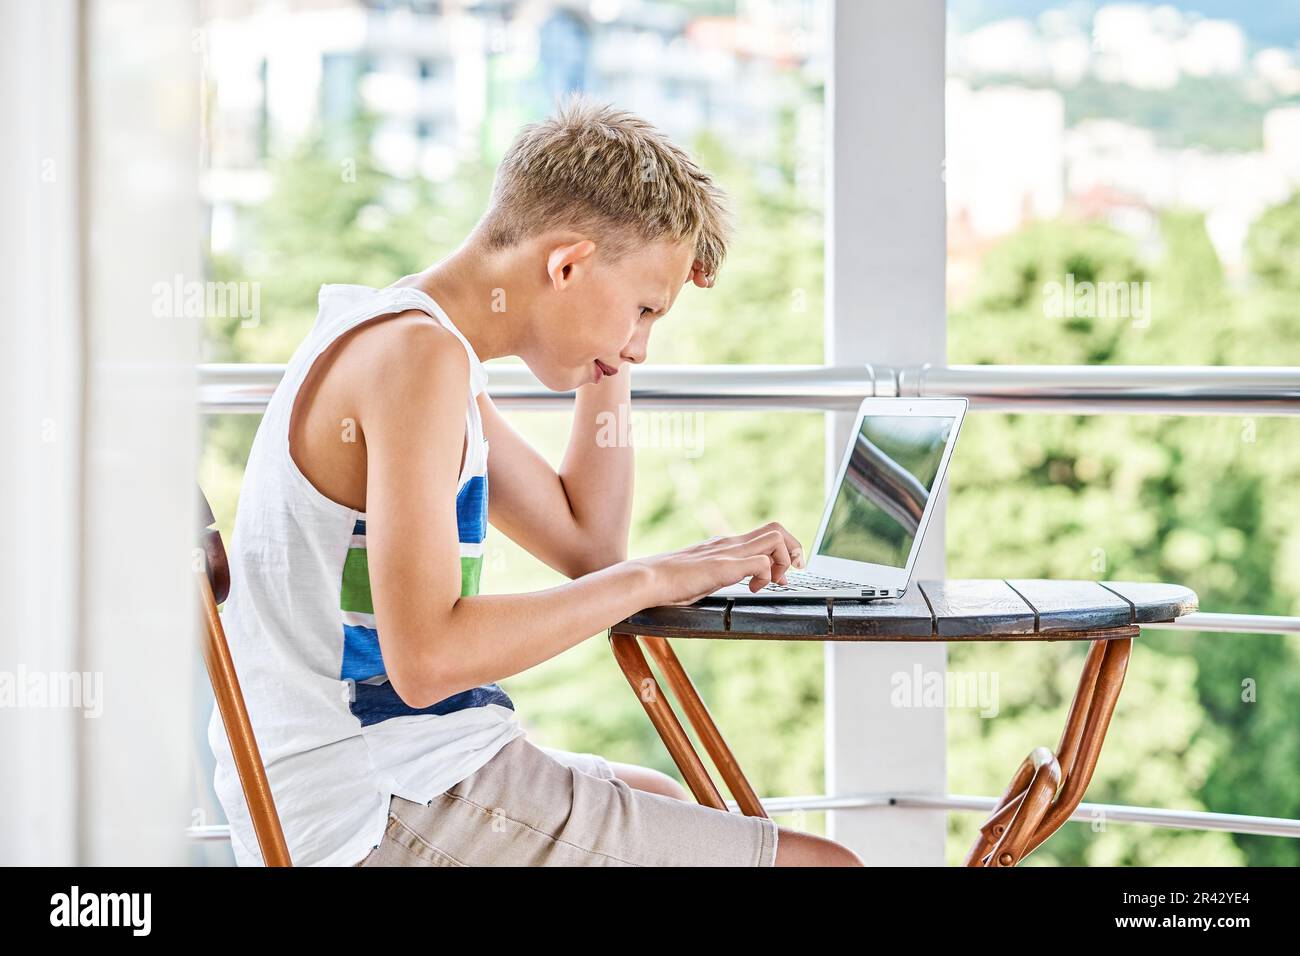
[359,321,800,709]
[480,260,715,579]
[480,367,633,578]
[360,323,653,707]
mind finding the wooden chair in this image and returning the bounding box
[196,486,292,867]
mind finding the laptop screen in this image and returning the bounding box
[817,415,957,569]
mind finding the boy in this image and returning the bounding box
[208,96,863,867]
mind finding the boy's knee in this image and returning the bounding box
[775,829,865,867]
[657,776,692,801]
[644,770,692,802]
[811,839,865,867]
[828,843,866,866]
[611,763,692,801]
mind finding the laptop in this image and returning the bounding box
[709,397,967,601]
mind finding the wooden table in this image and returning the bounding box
[607,578,1197,867]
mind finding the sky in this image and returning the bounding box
[947,1,1300,47]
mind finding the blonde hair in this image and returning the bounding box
[477,95,732,277]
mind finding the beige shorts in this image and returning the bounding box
[355,736,779,867]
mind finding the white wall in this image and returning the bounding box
[0,0,83,866]
[825,0,949,865]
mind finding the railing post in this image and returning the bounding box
[824,0,949,865]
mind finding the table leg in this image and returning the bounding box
[608,631,767,817]
[965,632,1135,866]
[984,747,1061,868]
[612,627,1134,865]
[641,636,768,818]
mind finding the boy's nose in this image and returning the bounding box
[621,338,647,364]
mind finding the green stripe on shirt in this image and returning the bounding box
[340,548,485,614]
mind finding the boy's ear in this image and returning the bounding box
[545,239,597,290]
[689,258,715,288]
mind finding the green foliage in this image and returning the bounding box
[648,129,824,366]
[1247,192,1300,291]
[1048,75,1279,151]
[969,74,1281,150]
[946,202,1300,865]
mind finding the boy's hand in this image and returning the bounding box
[632,522,805,607]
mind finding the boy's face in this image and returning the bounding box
[532,236,699,392]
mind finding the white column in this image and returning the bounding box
[0,0,83,866]
[0,0,201,864]
[824,0,949,864]
[79,0,202,865]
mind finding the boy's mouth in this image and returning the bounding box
[593,359,618,380]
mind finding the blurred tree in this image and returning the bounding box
[946,202,1300,865]
[202,103,1299,865]
[1247,192,1300,291]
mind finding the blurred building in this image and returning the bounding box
[201,0,826,255]
[948,3,1250,91]
[946,79,1065,237]
[945,2,1300,298]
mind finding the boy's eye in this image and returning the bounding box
[640,307,654,317]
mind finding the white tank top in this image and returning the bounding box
[207,283,525,867]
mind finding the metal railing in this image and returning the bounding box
[200,362,1300,415]
[187,794,1300,845]
[1144,613,1300,635]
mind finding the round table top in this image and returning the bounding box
[611,579,1198,642]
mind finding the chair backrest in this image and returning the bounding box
[198,487,230,604]
[197,486,293,867]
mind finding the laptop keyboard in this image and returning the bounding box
[754,571,865,593]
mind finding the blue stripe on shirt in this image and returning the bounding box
[350,679,514,728]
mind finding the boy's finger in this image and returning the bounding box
[743,531,790,584]
[765,522,804,569]
[738,525,798,560]
[723,555,771,592]
[746,557,773,592]
[766,539,792,584]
